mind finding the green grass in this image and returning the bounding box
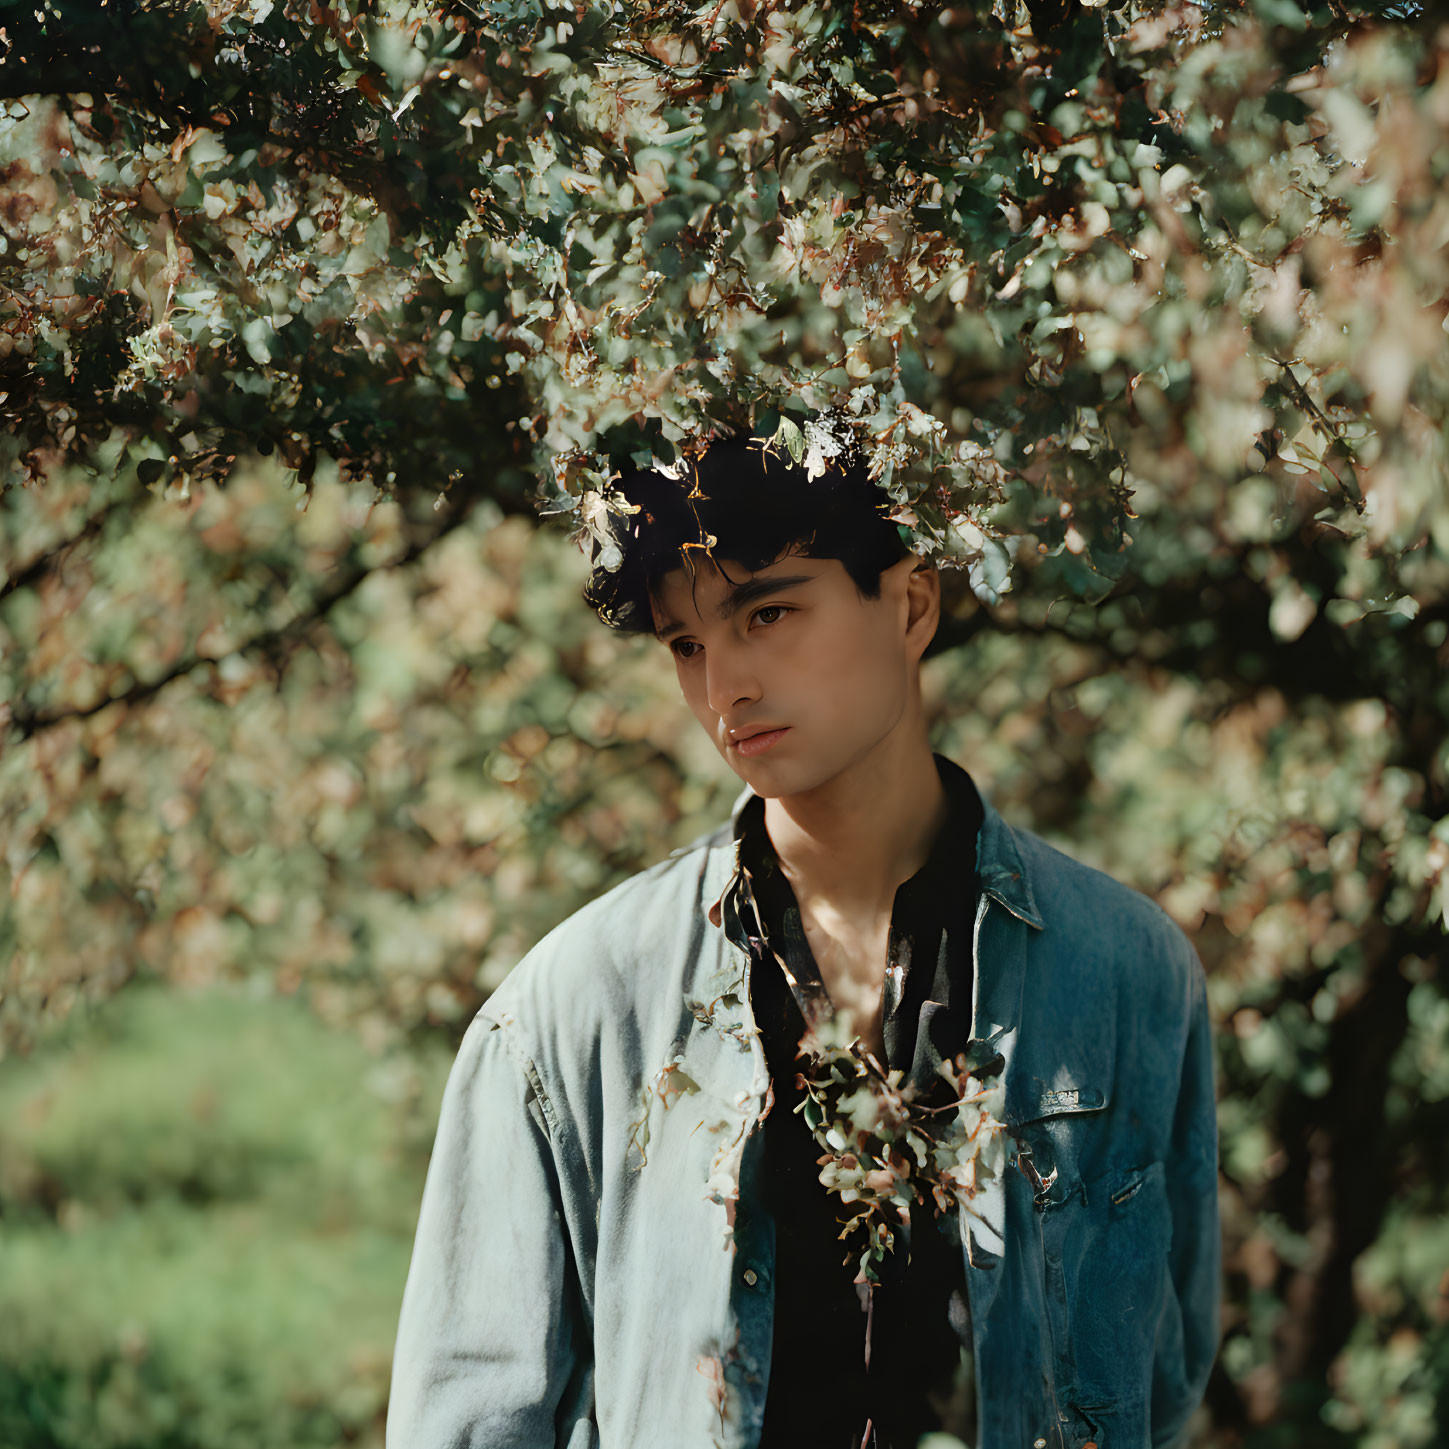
[0,986,450,1449]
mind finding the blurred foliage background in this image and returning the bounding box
[1,0,1447,1447]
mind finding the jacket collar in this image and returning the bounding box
[975,790,1043,930]
[705,763,1044,933]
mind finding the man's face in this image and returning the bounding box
[649,550,929,799]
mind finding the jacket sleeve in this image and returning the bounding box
[386,1012,581,1449]
[1152,941,1223,1447]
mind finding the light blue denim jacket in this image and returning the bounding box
[387,780,1221,1449]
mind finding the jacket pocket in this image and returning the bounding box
[1013,1095,1109,1444]
[1069,1158,1173,1419]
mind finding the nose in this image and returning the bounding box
[704,637,761,718]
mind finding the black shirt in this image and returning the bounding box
[723,756,986,1449]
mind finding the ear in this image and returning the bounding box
[904,559,940,661]
[883,554,940,661]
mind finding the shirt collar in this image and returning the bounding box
[705,757,1044,932]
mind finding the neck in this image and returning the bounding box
[761,722,947,924]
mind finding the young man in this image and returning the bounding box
[386,435,1221,1449]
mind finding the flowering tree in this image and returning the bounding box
[4,2,1444,591]
[1,1,1446,1445]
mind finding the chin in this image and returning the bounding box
[729,753,835,800]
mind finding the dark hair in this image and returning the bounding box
[583,433,910,634]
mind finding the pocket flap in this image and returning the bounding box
[1014,1082,1108,1125]
[1036,1084,1106,1116]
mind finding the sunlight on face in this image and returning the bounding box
[649,552,920,800]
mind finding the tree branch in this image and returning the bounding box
[0,493,133,606]
[5,493,492,742]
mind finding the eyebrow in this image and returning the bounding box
[653,573,816,642]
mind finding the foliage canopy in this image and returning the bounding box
[2,0,1445,602]
[1,1,1446,1447]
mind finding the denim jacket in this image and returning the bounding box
[387,781,1221,1449]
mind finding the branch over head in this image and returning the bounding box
[581,425,910,635]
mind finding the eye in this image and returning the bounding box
[671,638,701,661]
[751,604,790,627]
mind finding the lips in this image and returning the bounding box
[731,726,790,758]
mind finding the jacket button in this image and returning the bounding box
[743,1269,758,1286]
